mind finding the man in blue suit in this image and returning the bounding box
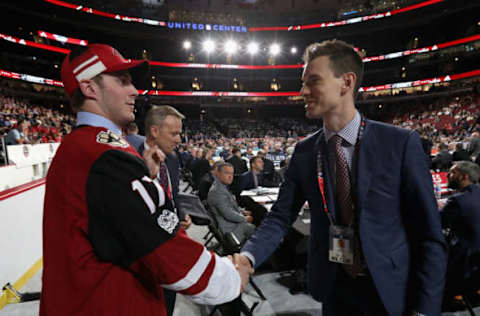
[239,155,264,191]
[137,105,192,316]
[440,161,480,306]
[235,39,447,316]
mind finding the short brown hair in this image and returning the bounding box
[250,155,262,167]
[144,105,185,137]
[303,39,364,97]
[217,162,234,173]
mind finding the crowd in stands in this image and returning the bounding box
[1,90,479,171]
[387,93,480,169]
[0,95,74,145]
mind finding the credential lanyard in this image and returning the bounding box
[161,163,174,206]
[316,117,365,226]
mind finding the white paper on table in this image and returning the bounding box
[252,196,274,203]
[240,190,257,196]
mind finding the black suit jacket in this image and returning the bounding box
[441,184,480,268]
[452,149,472,162]
[191,158,211,189]
[198,172,215,202]
[226,155,248,176]
[432,150,452,171]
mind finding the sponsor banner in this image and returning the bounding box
[38,30,88,46]
[1,67,479,95]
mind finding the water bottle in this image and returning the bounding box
[434,183,442,199]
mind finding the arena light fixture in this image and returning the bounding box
[202,39,215,53]
[183,40,192,50]
[290,46,297,54]
[224,40,238,55]
[270,43,281,55]
[247,42,259,55]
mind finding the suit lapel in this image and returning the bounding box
[356,120,377,210]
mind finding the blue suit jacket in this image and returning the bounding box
[242,119,447,316]
[239,170,264,191]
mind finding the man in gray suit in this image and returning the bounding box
[208,162,255,244]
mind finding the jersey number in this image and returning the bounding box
[131,176,165,214]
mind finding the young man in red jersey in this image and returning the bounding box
[40,44,251,316]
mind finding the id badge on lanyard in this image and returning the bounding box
[328,225,354,264]
[317,117,365,265]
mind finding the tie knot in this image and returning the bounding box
[329,134,343,147]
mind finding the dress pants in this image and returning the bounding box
[323,267,388,316]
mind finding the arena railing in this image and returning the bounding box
[1,32,479,69]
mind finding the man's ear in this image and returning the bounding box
[461,172,470,183]
[150,125,159,139]
[78,79,99,100]
[341,72,356,95]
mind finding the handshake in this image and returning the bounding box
[227,254,254,292]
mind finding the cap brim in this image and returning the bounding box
[109,60,150,90]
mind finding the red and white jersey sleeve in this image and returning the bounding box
[41,126,240,316]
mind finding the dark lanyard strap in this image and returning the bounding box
[316,117,366,226]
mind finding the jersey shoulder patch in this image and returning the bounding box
[157,209,179,234]
[96,130,129,148]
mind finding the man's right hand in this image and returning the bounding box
[232,254,254,292]
[142,145,166,178]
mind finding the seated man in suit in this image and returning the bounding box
[239,155,264,191]
[441,161,480,308]
[208,162,255,245]
[432,143,453,171]
[452,142,471,162]
[257,150,280,187]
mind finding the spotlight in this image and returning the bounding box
[290,47,297,54]
[270,43,280,56]
[183,41,192,50]
[202,40,215,53]
[247,42,259,55]
[224,40,238,55]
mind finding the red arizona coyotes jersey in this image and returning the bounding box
[40,126,240,316]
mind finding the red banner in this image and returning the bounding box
[0,33,70,54]
[37,30,88,46]
[43,0,443,32]
[432,172,450,194]
[1,68,479,95]
[2,31,479,70]
[249,0,444,31]
[44,0,166,26]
